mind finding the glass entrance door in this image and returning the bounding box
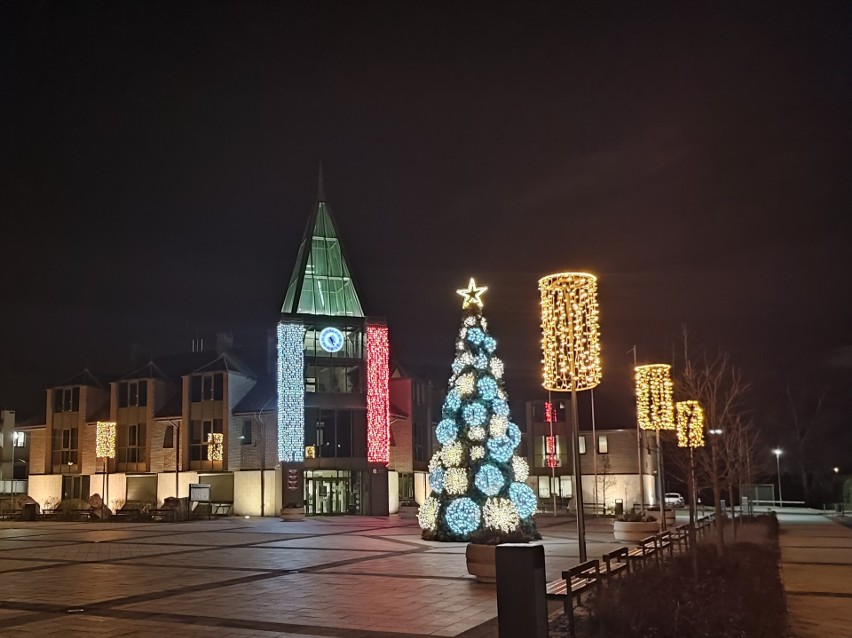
[305,477,349,515]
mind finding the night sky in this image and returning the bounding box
[3,2,851,432]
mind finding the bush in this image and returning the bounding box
[587,542,787,638]
[616,510,655,523]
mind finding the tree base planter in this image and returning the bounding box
[466,543,497,583]
[280,507,305,522]
[613,520,660,542]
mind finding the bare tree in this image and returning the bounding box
[781,383,829,503]
[676,328,752,552]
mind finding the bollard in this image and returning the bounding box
[496,544,548,638]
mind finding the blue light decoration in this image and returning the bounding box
[463,402,488,426]
[443,390,462,415]
[487,436,514,462]
[277,321,306,462]
[509,482,538,518]
[483,336,497,353]
[492,398,510,417]
[446,497,481,536]
[474,354,489,369]
[477,376,498,400]
[506,422,522,447]
[451,358,465,375]
[430,467,446,493]
[436,419,458,445]
[475,464,505,496]
[466,327,485,345]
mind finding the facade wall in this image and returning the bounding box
[28,429,45,474]
[232,412,277,471]
[388,416,413,474]
[226,373,256,471]
[27,474,62,509]
[149,420,179,473]
[80,421,98,476]
[232,469,277,516]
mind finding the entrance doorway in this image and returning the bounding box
[304,470,360,515]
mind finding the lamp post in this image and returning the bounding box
[539,272,602,563]
[635,364,675,531]
[773,449,783,508]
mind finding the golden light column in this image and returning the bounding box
[539,272,601,562]
[96,421,116,510]
[635,364,674,530]
[676,400,705,546]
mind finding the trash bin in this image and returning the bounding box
[614,499,624,516]
[21,502,37,522]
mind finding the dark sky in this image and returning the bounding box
[2,2,851,429]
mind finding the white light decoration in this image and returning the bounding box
[428,451,442,472]
[455,373,476,396]
[512,456,529,482]
[470,445,486,460]
[464,315,477,327]
[483,497,520,533]
[441,441,465,467]
[468,426,486,441]
[490,357,504,379]
[417,496,440,531]
[207,432,223,462]
[445,468,468,494]
[95,421,116,459]
[489,415,509,438]
[539,272,602,392]
[635,364,675,431]
[277,321,306,462]
[457,278,488,310]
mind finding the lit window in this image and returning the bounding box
[598,435,608,454]
[578,435,586,454]
[13,431,25,447]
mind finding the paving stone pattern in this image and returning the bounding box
[0,515,621,637]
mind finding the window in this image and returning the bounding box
[118,380,147,408]
[163,425,175,448]
[191,374,224,402]
[13,431,25,447]
[117,422,146,468]
[597,435,608,454]
[241,419,253,445]
[51,426,79,472]
[53,387,80,413]
[305,409,354,458]
[189,419,224,468]
[578,435,586,454]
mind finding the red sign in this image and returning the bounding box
[545,435,558,467]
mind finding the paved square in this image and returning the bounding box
[0,515,622,637]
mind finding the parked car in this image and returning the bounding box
[665,492,685,507]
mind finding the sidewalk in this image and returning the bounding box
[778,512,852,637]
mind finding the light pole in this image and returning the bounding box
[773,449,783,507]
[635,364,675,531]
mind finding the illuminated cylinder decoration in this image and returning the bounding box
[95,421,116,459]
[676,400,705,448]
[635,364,675,431]
[539,273,602,391]
[207,432,224,462]
[366,323,390,464]
[277,321,306,463]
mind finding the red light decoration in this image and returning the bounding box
[545,401,554,423]
[546,435,558,467]
[366,324,390,464]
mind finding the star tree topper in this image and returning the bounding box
[457,277,488,310]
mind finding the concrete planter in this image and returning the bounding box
[466,543,497,583]
[281,506,305,522]
[613,520,660,543]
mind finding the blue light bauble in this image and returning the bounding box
[475,464,505,496]
[436,419,458,445]
[506,422,521,447]
[487,436,514,462]
[429,467,446,493]
[483,336,497,353]
[477,376,498,400]
[463,402,488,427]
[443,391,462,416]
[509,482,537,518]
[466,328,485,345]
[474,354,489,369]
[446,498,481,536]
[492,398,510,417]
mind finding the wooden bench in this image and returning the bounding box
[655,531,674,559]
[671,524,689,552]
[602,547,630,580]
[628,535,658,567]
[148,508,177,523]
[546,559,602,636]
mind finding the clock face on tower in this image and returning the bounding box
[318,327,344,353]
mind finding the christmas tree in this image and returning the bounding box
[418,279,539,543]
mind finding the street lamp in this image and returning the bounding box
[773,449,783,508]
[635,364,675,531]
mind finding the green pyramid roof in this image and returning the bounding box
[281,183,364,317]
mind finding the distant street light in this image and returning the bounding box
[834,467,840,474]
[773,449,783,507]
